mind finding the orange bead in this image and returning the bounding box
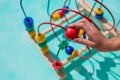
[94,8,103,15]
[28,30,36,37]
[40,46,49,54]
[78,29,84,37]
[52,12,61,21]
[71,50,78,59]
[35,33,46,43]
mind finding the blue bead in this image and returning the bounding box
[63,6,69,14]
[95,14,103,19]
[24,17,34,29]
[65,46,74,55]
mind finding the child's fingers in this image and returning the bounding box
[69,22,92,33]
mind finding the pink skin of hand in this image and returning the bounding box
[69,18,120,52]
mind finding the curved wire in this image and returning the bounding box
[63,0,70,25]
[78,32,92,59]
[49,0,71,57]
[47,0,51,16]
[47,0,70,41]
[47,0,71,17]
[63,0,71,7]
[49,0,70,42]
[37,22,67,58]
[75,0,80,12]
[88,1,97,17]
[94,0,116,31]
[49,8,100,44]
[20,0,27,18]
[116,19,120,28]
[50,8,100,30]
[47,0,67,41]
[37,22,66,34]
[63,0,68,7]
[114,19,120,36]
[100,0,104,8]
[68,0,71,7]
[79,46,92,59]
[50,8,96,59]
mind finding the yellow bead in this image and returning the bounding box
[52,12,61,21]
[28,30,36,37]
[40,46,49,54]
[35,33,46,43]
[71,50,78,59]
[78,29,84,37]
[94,8,103,15]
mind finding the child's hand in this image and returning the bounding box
[69,18,110,52]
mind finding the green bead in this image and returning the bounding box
[26,27,34,32]
[38,41,47,48]
[58,40,68,50]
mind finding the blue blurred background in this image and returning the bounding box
[0,0,120,80]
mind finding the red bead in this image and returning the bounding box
[58,10,65,18]
[65,27,79,40]
[52,60,63,71]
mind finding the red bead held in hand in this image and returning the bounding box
[65,27,79,40]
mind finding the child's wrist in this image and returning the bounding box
[103,38,113,52]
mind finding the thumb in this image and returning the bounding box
[73,38,95,47]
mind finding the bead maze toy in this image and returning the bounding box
[20,0,120,80]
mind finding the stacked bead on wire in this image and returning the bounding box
[94,8,103,19]
[24,17,36,37]
[65,28,84,59]
[65,46,78,59]
[52,6,69,21]
[35,33,49,54]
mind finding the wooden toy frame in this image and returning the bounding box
[28,0,120,80]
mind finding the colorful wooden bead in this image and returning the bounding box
[38,41,47,48]
[35,33,46,43]
[65,46,74,55]
[58,10,65,18]
[52,60,63,71]
[78,29,84,37]
[94,8,103,19]
[63,6,69,14]
[40,46,49,54]
[26,27,34,32]
[94,8,103,15]
[95,14,103,19]
[65,27,79,40]
[52,12,61,21]
[71,50,78,59]
[28,30,36,37]
[24,17,35,32]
